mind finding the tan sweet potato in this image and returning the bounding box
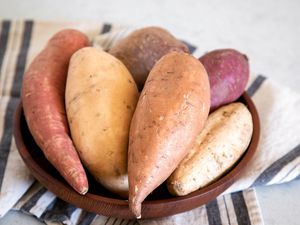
[66,47,139,197]
[167,102,253,196]
[22,29,89,194]
[109,27,189,90]
[199,49,249,111]
[128,52,210,218]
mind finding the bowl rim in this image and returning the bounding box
[13,92,260,219]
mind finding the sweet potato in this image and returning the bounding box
[21,29,89,194]
[199,49,249,111]
[109,27,189,90]
[66,47,139,197]
[167,102,253,196]
[128,52,210,218]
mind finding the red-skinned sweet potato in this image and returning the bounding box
[22,29,89,194]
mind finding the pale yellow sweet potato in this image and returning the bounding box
[128,52,210,217]
[65,47,139,197]
[167,102,253,196]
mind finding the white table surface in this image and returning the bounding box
[0,0,299,224]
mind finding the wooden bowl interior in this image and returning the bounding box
[14,92,260,219]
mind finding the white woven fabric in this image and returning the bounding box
[0,20,299,224]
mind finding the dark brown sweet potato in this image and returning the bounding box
[109,27,189,90]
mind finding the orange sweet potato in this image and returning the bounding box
[128,52,210,218]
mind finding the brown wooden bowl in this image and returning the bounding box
[13,92,260,219]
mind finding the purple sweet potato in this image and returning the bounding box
[199,49,249,111]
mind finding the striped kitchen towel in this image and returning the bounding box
[13,181,262,225]
[0,20,299,225]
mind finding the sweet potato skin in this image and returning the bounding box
[65,47,139,197]
[21,29,89,194]
[199,49,249,111]
[128,52,210,217]
[109,27,189,90]
[167,102,253,196]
